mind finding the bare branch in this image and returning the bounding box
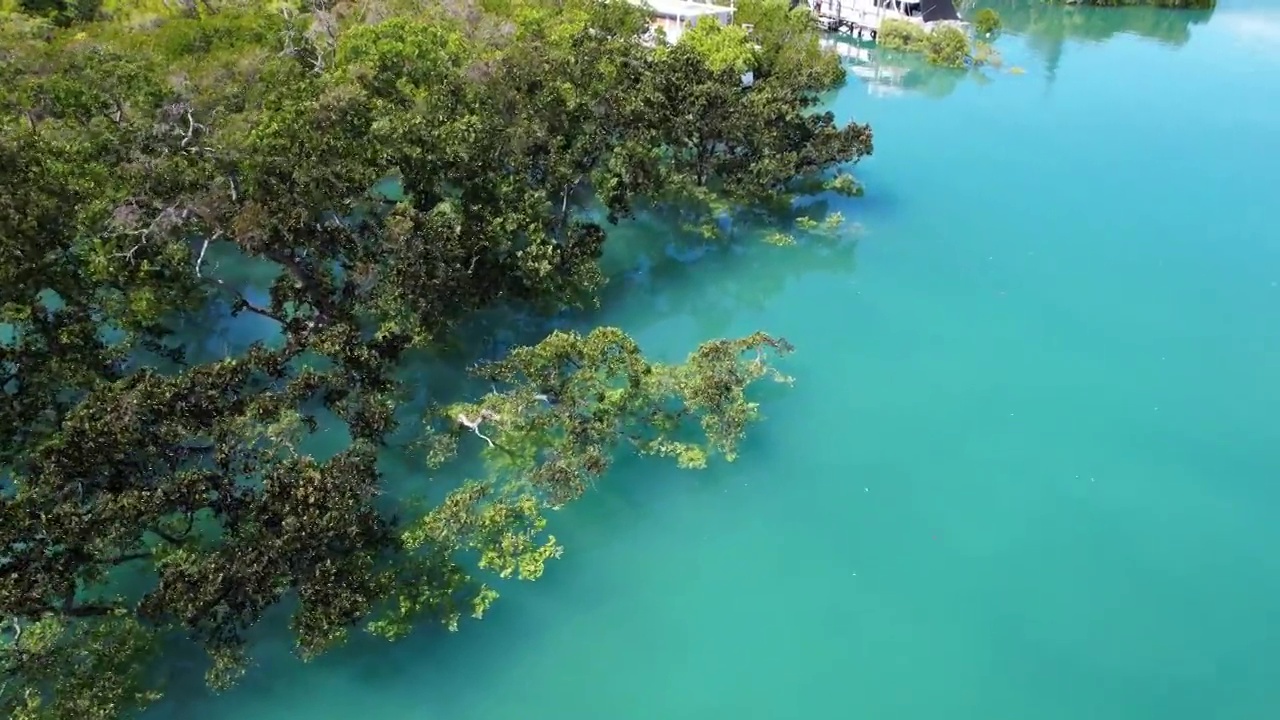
[181,109,203,149]
[195,237,212,277]
[110,202,194,262]
[457,410,502,447]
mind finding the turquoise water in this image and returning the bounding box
[159,2,1280,718]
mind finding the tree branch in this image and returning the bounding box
[151,528,183,545]
[109,551,154,566]
[60,588,123,617]
[195,237,212,277]
[197,245,289,326]
[264,249,337,324]
[457,410,501,447]
[64,602,122,618]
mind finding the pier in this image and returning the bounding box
[630,0,737,44]
[810,0,960,41]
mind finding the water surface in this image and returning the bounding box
[160,2,1280,718]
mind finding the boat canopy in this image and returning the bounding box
[920,0,960,22]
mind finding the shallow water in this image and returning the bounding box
[157,2,1280,718]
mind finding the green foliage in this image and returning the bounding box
[925,25,971,67]
[0,1,868,717]
[973,7,1001,35]
[877,18,928,52]
[15,0,101,25]
[678,17,756,74]
[433,327,794,505]
[2,615,161,720]
[878,19,975,69]
[613,39,872,235]
[734,0,845,91]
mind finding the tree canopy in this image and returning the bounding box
[0,1,871,717]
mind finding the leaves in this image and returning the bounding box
[439,327,794,505]
[1,614,161,720]
[0,1,859,717]
[878,20,977,69]
[734,0,845,91]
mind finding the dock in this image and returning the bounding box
[630,0,737,44]
[809,0,961,41]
